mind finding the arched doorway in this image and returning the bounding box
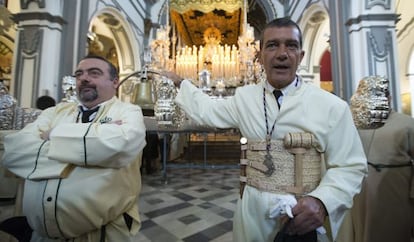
[320,49,333,93]
[87,7,141,101]
[405,49,414,116]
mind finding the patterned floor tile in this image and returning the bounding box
[135,168,239,242]
[0,168,239,242]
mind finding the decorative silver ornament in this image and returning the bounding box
[350,76,390,129]
[0,82,17,130]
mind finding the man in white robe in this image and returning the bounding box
[1,55,146,241]
[164,17,367,242]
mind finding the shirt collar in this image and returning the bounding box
[78,99,111,111]
[266,76,301,96]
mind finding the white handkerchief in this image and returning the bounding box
[267,194,326,234]
[268,194,297,219]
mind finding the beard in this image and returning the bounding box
[78,87,98,103]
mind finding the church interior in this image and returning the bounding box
[0,0,413,241]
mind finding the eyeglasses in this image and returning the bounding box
[72,68,104,79]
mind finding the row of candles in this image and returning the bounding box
[151,20,258,87]
[174,24,259,86]
[175,43,240,81]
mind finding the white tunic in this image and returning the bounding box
[175,78,367,241]
[2,97,146,241]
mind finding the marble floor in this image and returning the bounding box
[135,167,239,242]
[0,167,240,242]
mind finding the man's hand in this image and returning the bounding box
[162,71,183,87]
[286,196,327,235]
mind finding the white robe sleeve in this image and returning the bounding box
[48,103,146,169]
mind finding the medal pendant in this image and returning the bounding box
[263,152,275,176]
[266,134,271,145]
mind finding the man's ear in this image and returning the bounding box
[113,78,120,88]
[299,50,305,63]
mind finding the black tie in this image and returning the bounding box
[273,89,283,109]
[81,106,100,123]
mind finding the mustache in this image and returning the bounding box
[78,84,96,90]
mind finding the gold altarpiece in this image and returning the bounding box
[150,0,259,88]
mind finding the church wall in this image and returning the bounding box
[395,0,414,115]
[1,0,411,114]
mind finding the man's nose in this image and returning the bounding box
[276,47,288,59]
[80,78,90,84]
[78,73,90,82]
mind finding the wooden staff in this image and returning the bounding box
[284,133,315,194]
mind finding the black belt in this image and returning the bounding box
[368,161,413,172]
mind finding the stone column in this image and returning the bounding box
[12,0,65,107]
[330,0,400,109]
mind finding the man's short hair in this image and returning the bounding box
[260,17,303,49]
[80,55,119,80]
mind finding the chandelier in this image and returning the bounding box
[148,0,259,90]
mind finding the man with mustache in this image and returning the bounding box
[164,17,367,242]
[1,55,146,241]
